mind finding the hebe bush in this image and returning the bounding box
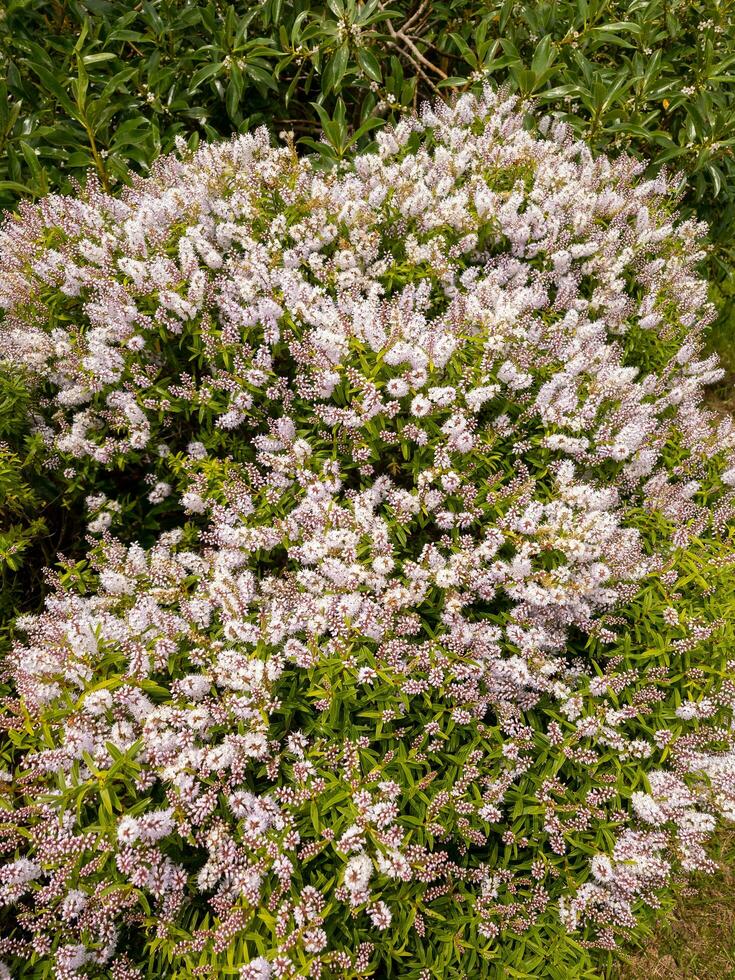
[2,90,735,978]
[4,0,735,661]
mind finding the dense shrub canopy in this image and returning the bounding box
[2,90,735,979]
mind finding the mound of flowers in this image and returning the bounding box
[2,89,735,978]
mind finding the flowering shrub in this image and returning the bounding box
[2,88,735,978]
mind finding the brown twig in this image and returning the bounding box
[378,2,447,96]
[402,0,431,34]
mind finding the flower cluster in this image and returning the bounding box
[2,88,735,977]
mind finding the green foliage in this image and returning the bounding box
[0,368,49,633]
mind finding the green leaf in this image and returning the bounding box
[356,47,382,83]
[25,61,78,117]
[322,43,349,95]
[189,62,224,91]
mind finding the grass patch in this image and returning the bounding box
[613,829,735,980]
